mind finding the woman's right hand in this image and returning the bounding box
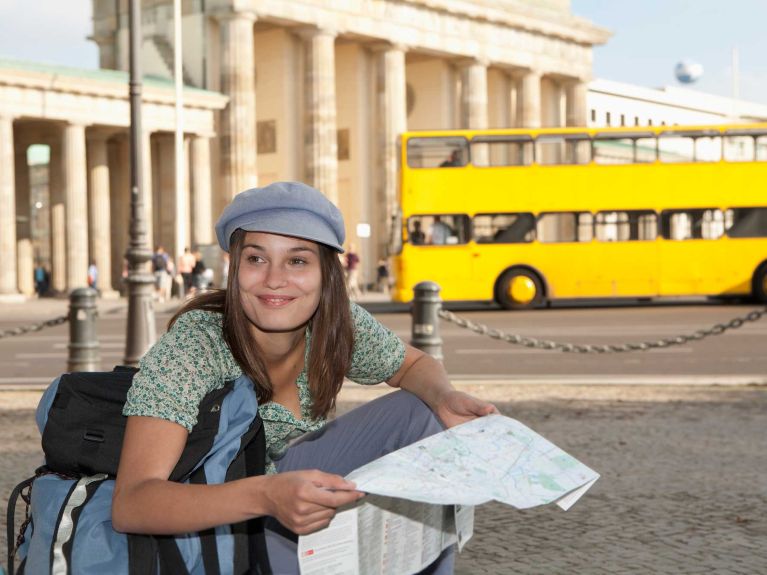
[260,470,364,535]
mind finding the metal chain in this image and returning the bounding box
[437,307,767,353]
[0,314,69,340]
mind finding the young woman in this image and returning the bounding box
[113,181,497,573]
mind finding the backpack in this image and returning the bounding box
[152,253,168,273]
[6,367,271,575]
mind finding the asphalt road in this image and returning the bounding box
[0,298,765,387]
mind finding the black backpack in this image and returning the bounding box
[6,367,271,575]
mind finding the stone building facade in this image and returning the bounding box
[0,1,608,299]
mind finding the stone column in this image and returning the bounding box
[109,135,130,293]
[15,139,34,296]
[63,123,90,291]
[566,80,588,127]
[460,60,489,129]
[0,115,18,296]
[217,11,258,200]
[302,28,338,203]
[87,132,117,298]
[520,70,542,129]
[156,134,177,257]
[375,44,407,256]
[49,140,67,293]
[191,135,213,246]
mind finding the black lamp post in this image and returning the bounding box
[124,0,156,365]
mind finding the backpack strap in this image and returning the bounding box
[49,473,108,575]
[7,476,35,575]
[243,418,271,575]
[189,465,221,575]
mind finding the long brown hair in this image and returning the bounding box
[170,229,354,419]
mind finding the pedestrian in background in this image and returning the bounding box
[177,247,196,298]
[34,263,49,297]
[376,258,390,294]
[152,246,171,302]
[87,261,99,293]
[345,243,362,299]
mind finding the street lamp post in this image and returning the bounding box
[124,0,156,366]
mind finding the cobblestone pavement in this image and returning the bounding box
[3,384,766,574]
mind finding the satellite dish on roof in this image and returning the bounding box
[674,60,703,84]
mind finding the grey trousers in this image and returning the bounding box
[266,389,455,575]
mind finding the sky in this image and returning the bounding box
[0,0,766,104]
[571,0,767,103]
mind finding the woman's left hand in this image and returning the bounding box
[434,389,499,428]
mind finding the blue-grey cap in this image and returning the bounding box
[215,181,345,253]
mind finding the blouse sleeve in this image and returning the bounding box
[123,310,241,431]
[345,303,406,385]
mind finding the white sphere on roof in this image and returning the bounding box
[674,60,703,84]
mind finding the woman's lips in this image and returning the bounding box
[257,295,296,307]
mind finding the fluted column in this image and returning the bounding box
[218,11,258,200]
[0,115,18,296]
[191,135,213,246]
[566,80,588,127]
[49,141,66,293]
[302,28,338,203]
[461,60,489,130]
[520,70,542,128]
[63,123,89,291]
[87,133,117,297]
[375,44,407,255]
[15,140,34,296]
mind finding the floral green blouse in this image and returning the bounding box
[123,303,406,472]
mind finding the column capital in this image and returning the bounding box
[210,8,257,23]
[296,25,339,41]
[455,56,490,69]
[370,41,409,55]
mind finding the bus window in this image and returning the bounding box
[595,210,657,241]
[407,137,469,168]
[470,136,533,167]
[535,135,591,165]
[661,209,725,240]
[593,132,655,164]
[473,213,536,243]
[757,136,767,161]
[694,136,722,162]
[726,208,767,238]
[407,214,471,245]
[658,135,695,163]
[537,212,593,243]
[723,135,755,162]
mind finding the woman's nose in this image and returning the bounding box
[264,264,288,289]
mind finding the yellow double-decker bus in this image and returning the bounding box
[391,123,767,308]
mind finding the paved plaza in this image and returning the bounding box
[2,383,765,574]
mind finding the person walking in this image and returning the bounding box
[177,247,197,298]
[114,181,497,574]
[152,246,171,302]
[345,243,362,299]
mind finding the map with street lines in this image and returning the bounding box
[345,414,599,510]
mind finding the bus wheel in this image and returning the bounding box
[496,269,545,310]
[752,264,767,303]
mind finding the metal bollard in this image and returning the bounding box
[411,281,443,360]
[68,288,100,372]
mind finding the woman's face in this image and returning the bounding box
[237,231,322,335]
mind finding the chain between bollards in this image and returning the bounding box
[68,288,100,372]
[410,281,444,360]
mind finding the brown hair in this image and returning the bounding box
[170,229,354,419]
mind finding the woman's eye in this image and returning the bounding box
[289,258,307,266]
[246,255,263,264]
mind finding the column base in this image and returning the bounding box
[0,293,27,304]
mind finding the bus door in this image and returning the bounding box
[658,209,728,295]
[404,214,475,300]
[591,210,660,297]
